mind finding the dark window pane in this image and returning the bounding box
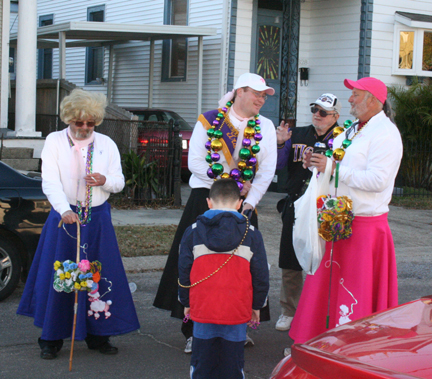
[422,32,432,71]
[170,37,186,77]
[38,15,53,79]
[43,50,53,79]
[86,7,104,84]
[172,0,187,25]
[90,10,104,22]
[162,0,188,81]
[9,47,15,74]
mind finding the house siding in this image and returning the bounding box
[296,0,362,126]
[234,0,253,80]
[36,0,224,125]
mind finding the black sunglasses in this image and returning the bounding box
[74,120,96,127]
[311,107,336,118]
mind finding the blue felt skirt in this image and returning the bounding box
[17,202,140,341]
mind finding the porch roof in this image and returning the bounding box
[9,21,217,49]
[9,21,217,118]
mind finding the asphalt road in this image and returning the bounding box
[1,184,432,378]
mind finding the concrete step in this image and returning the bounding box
[1,158,40,171]
[1,147,34,159]
[0,128,16,137]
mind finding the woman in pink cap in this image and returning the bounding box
[287,77,403,353]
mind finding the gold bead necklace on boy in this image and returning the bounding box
[205,101,263,192]
[178,216,250,289]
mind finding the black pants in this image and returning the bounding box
[38,334,109,351]
[279,197,302,271]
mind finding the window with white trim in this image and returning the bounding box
[38,14,54,79]
[162,0,188,82]
[85,5,105,84]
[393,12,432,77]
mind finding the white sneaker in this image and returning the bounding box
[244,333,254,347]
[275,315,293,331]
[284,347,291,357]
[184,337,193,354]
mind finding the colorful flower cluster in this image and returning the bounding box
[53,259,102,293]
[317,195,354,242]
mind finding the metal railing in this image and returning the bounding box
[393,140,432,198]
[8,113,182,204]
[7,113,432,199]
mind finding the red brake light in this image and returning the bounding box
[139,138,149,146]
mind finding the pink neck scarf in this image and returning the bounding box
[68,126,95,202]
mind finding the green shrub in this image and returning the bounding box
[388,80,432,190]
[122,150,159,200]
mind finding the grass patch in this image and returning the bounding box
[390,196,432,210]
[114,224,177,257]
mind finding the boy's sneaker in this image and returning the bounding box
[184,337,193,354]
[275,315,293,331]
[284,347,291,357]
[244,333,254,347]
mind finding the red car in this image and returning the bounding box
[127,108,193,182]
[271,295,432,378]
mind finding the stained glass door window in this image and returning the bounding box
[257,25,281,79]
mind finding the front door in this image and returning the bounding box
[254,9,283,125]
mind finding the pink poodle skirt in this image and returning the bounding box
[289,213,398,344]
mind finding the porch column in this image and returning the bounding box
[1,0,11,129]
[15,0,40,136]
[107,45,114,103]
[58,31,66,79]
[197,36,203,118]
[148,39,155,108]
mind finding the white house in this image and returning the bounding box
[4,0,432,140]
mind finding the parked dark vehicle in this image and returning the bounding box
[127,108,193,182]
[0,161,51,301]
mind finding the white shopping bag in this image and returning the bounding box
[293,159,332,274]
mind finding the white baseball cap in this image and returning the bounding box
[310,93,341,114]
[234,73,275,95]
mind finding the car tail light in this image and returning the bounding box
[139,138,149,146]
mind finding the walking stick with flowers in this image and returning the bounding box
[54,220,110,371]
[317,120,356,329]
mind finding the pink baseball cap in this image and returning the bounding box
[344,77,387,104]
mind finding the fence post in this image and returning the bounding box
[173,120,182,206]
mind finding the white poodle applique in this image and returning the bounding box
[88,283,112,319]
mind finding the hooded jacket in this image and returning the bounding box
[178,210,269,325]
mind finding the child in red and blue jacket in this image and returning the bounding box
[178,179,269,379]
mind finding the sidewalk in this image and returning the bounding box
[113,183,286,273]
[113,183,432,287]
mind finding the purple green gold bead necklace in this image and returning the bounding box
[67,134,94,225]
[205,101,263,191]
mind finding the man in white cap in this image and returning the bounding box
[154,72,277,353]
[274,93,341,333]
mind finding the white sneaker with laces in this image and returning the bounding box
[284,347,291,357]
[244,333,254,347]
[275,315,293,331]
[184,337,193,354]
